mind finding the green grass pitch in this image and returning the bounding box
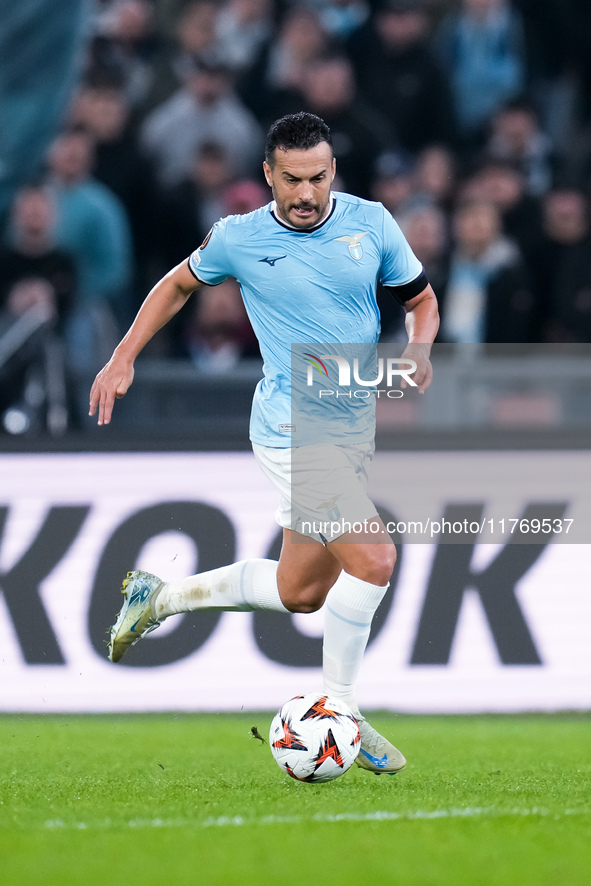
[1,713,590,885]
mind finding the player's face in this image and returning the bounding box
[263,142,336,229]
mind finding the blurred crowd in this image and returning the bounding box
[2,0,591,432]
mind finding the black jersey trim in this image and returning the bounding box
[385,269,428,304]
[270,197,337,232]
[187,257,205,283]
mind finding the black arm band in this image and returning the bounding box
[385,270,429,305]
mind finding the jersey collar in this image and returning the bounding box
[270,194,336,232]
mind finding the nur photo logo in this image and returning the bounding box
[304,352,417,397]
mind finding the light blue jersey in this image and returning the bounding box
[188,192,423,447]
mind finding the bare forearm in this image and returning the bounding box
[404,285,439,352]
[400,285,439,393]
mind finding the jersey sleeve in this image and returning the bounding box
[188,219,233,285]
[378,206,424,289]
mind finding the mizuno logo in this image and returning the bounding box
[359,748,389,768]
[259,255,287,266]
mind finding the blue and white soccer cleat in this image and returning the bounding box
[108,570,164,663]
[355,718,407,775]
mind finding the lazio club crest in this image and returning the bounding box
[335,232,368,261]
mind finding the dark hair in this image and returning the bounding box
[498,96,538,118]
[83,68,126,92]
[265,112,333,164]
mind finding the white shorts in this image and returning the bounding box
[252,441,379,543]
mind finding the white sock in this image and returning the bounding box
[154,559,289,618]
[322,571,389,718]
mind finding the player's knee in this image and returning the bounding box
[280,579,331,613]
[355,543,397,586]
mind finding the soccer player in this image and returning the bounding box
[89,112,439,774]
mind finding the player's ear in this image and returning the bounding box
[263,161,273,188]
[331,158,336,181]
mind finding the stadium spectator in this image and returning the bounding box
[71,74,160,285]
[144,0,222,110]
[238,4,330,123]
[570,0,591,129]
[299,0,370,40]
[0,186,76,326]
[0,186,76,432]
[348,0,457,153]
[158,141,236,269]
[45,129,133,368]
[141,57,263,188]
[370,150,416,218]
[289,53,395,198]
[216,0,276,73]
[159,146,270,274]
[485,100,554,196]
[86,0,162,112]
[222,179,269,216]
[439,199,535,343]
[514,0,579,150]
[399,204,450,297]
[436,0,527,149]
[184,278,259,372]
[465,160,542,259]
[528,187,591,342]
[411,145,457,212]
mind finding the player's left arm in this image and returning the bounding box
[399,283,439,393]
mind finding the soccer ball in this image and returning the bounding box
[269,693,360,783]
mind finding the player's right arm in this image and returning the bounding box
[89,259,202,426]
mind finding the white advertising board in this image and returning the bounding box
[0,451,589,713]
